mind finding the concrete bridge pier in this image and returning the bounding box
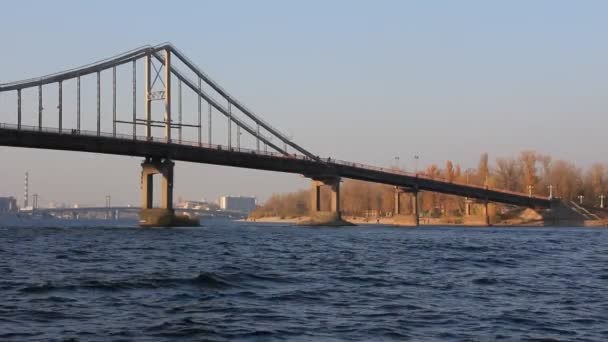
[394,187,402,216]
[484,200,491,226]
[412,190,420,226]
[392,187,419,226]
[141,157,174,209]
[464,198,472,216]
[301,176,353,226]
[139,157,174,226]
[392,187,405,224]
[310,178,340,215]
[139,157,197,227]
[463,199,492,226]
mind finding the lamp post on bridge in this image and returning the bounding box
[599,194,605,209]
[578,194,584,205]
[414,155,419,174]
[527,185,534,197]
[548,184,554,199]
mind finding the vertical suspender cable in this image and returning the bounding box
[228,100,232,148]
[208,101,212,145]
[58,81,62,133]
[77,76,81,133]
[256,124,260,151]
[198,77,202,146]
[132,60,136,139]
[38,84,42,131]
[178,79,182,143]
[17,89,21,130]
[97,71,101,136]
[113,66,116,137]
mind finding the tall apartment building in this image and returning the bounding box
[219,196,256,213]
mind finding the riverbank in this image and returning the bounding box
[242,216,306,224]
[242,215,607,227]
[240,215,515,226]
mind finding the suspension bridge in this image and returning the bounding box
[0,43,552,226]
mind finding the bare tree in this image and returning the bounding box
[519,150,538,193]
[495,157,522,191]
[477,153,489,186]
[549,160,582,201]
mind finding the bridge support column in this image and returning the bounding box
[392,187,420,226]
[139,158,196,227]
[394,187,402,216]
[484,200,491,226]
[330,179,340,214]
[161,161,174,210]
[302,176,352,226]
[142,171,153,209]
[311,180,322,213]
[412,191,420,226]
[141,157,174,210]
[309,178,341,219]
[465,198,472,216]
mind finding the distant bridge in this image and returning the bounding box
[25,206,245,220]
[0,43,551,226]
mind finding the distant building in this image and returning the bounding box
[0,197,18,213]
[177,200,219,211]
[219,196,256,213]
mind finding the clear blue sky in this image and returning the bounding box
[1,1,607,206]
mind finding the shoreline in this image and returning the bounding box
[241,215,608,227]
[240,216,566,227]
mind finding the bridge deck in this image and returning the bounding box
[0,124,551,208]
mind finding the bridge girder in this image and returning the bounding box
[0,127,551,209]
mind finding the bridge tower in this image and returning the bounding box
[138,48,195,227]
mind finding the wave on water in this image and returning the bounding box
[472,277,499,285]
[16,270,301,294]
[187,272,233,288]
[3,224,608,340]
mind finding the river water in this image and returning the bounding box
[1,218,607,341]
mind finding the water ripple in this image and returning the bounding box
[0,221,607,340]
